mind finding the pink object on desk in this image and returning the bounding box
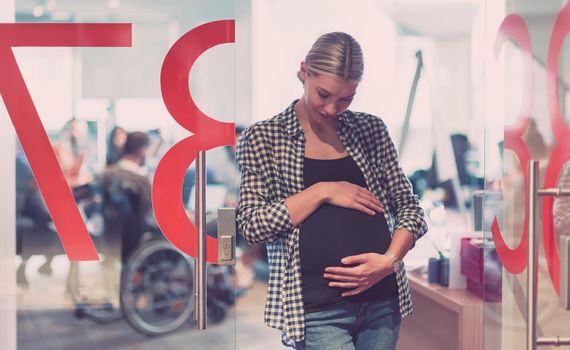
[460,237,502,301]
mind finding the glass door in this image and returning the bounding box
[1,1,238,349]
[484,1,570,349]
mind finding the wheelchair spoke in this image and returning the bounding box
[135,297,190,313]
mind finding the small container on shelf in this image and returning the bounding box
[428,257,440,284]
[460,237,502,301]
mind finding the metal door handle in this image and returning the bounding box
[195,151,207,329]
[560,235,570,310]
[527,161,570,349]
[194,152,237,330]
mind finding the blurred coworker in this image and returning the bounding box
[106,126,128,166]
[53,118,93,188]
[36,119,93,276]
[143,128,165,180]
[15,142,52,286]
[99,131,154,262]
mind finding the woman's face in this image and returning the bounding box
[113,128,127,148]
[69,120,88,143]
[299,62,358,127]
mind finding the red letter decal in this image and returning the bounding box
[0,24,132,261]
[153,20,235,263]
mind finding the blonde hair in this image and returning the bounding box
[299,32,364,83]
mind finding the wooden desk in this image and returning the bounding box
[398,273,500,350]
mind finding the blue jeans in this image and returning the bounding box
[294,296,401,350]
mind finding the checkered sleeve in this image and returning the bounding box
[376,118,428,248]
[235,127,294,245]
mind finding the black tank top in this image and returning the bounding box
[299,155,398,313]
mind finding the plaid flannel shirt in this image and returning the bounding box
[236,100,428,347]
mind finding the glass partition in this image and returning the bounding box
[6,1,570,350]
[2,1,238,349]
[484,1,570,349]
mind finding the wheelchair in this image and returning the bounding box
[74,178,235,336]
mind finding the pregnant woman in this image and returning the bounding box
[236,32,427,349]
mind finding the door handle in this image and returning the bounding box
[561,235,570,310]
[195,150,207,329]
[527,161,570,349]
[217,207,236,266]
[194,151,237,329]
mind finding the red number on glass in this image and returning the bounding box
[0,24,132,261]
[542,3,570,293]
[152,20,235,263]
[491,14,533,275]
[492,3,570,293]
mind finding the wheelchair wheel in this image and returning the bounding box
[120,239,194,336]
[207,299,227,324]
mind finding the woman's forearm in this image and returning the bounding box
[284,182,327,227]
[386,229,414,261]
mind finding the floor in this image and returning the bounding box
[16,255,284,350]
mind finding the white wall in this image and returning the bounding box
[250,0,398,124]
[0,0,17,349]
[249,0,484,179]
[236,0,252,127]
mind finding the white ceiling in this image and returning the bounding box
[382,0,480,38]
[381,0,566,38]
[16,0,189,14]
[14,0,566,37]
[14,0,231,22]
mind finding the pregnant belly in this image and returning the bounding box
[299,204,392,277]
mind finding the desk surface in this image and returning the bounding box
[407,272,487,313]
[402,272,495,350]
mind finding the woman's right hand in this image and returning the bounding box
[318,181,384,215]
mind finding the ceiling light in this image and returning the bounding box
[32,5,44,17]
[46,0,56,11]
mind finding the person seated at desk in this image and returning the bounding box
[106,126,128,166]
[99,131,155,262]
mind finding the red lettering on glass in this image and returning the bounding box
[491,3,570,294]
[152,20,235,263]
[543,3,570,293]
[0,24,132,261]
[491,14,533,275]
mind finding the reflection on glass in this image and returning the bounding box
[484,1,570,349]
[13,1,237,349]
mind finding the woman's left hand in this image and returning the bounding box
[324,253,393,297]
